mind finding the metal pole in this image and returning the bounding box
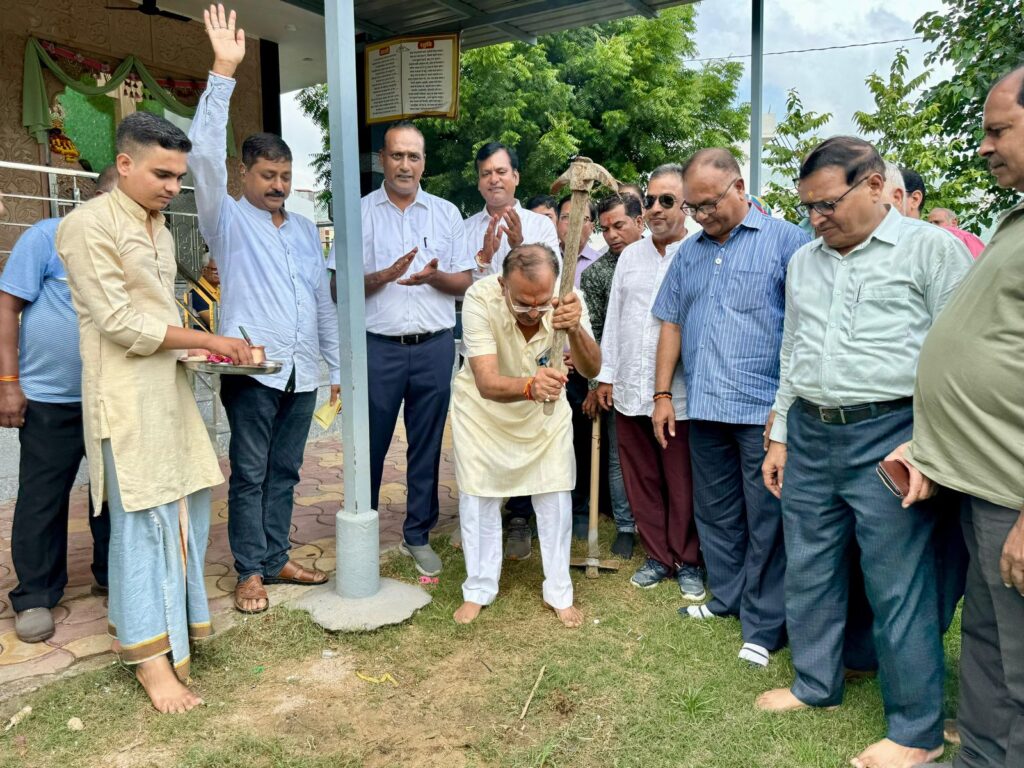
[749,0,765,196]
[324,0,379,599]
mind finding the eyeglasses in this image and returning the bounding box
[796,176,868,218]
[558,214,592,223]
[681,177,741,218]
[504,288,554,315]
[643,193,679,211]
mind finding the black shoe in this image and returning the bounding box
[610,531,635,559]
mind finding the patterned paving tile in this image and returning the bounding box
[0,422,459,692]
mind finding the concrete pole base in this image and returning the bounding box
[290,577,432,632]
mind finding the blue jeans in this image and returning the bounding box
[689,420,786,650]
[220,375,317,581]
[783,399,943,749]
[605,409,635,533]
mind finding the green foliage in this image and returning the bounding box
[761,90,831,221]
[764,13,1020,231]
[916,0,1024,225]
[299,7,749,214]
[854,48,990,227]
[294,83,332,206]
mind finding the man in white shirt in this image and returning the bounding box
[188,7,340,614]
[464,142,561,279]
[347,121,474,576]
[596,164,703,599]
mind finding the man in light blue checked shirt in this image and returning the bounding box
[651,148,810,670]
[189,6,340,615]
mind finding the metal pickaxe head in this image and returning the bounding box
[551,156,620,195]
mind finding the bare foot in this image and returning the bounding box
[453,601,483,624]
[850,738,942,768]
[943,719,960,746]
[112,639,122,654]
[134,656,204,714]
[755,687,838,712]
[544,602,583,628]
[844,667,877,683]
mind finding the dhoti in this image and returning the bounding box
[102,440,212,680]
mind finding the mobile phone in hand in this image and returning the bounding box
[876,459,910,498]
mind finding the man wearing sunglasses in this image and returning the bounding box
[450,244,600,628]
[650,148,810,669]
[595,164,703,599]
[756,137,973,768]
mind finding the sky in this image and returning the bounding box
[280,0,952,191]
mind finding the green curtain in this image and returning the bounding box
[23,37,236,155]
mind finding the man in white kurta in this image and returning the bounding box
[451,244,601,627]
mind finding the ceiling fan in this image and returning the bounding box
[105,0,192,23]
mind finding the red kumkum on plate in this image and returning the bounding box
[179,356,283,376]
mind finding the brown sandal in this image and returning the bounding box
[263,560,328,585]
[234,575,269,614]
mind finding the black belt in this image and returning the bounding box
[368,329,449,345]
[798,397,912,425]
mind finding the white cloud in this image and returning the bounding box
[691,0,952,137]
[281,90,323,191]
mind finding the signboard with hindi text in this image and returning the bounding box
[364,34,460,124]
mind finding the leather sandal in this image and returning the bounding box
[234,574,269,614]
[263,560,328,585]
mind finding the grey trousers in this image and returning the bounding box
[955,496,1024,768]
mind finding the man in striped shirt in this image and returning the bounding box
[652,148,810,668]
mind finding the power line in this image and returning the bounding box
[686,36,922,64]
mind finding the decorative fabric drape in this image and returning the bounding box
[22,37,236,155]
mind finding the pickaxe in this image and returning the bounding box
[544,156,619,416]
[550,157,620,577]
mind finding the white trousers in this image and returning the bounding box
[458,491,573,610]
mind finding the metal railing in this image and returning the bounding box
[0,160,207,282]
[0,159,223,418]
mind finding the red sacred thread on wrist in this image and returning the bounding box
[653,392,672,401]
[524,376,536,401]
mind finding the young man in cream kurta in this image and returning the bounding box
[451,244,601,628]
[57,108,250,715]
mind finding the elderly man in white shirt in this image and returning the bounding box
[596,164,703,600]
[328,121,473,577]
[464,142,561,279]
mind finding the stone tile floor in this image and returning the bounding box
[0,423,459,701]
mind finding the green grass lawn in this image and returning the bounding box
[0,523,961,768]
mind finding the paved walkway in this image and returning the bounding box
[0,424,459,701]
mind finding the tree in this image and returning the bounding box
[761,90,831,221]
[299,7,749,214]
[854,48,992,227]
[916,0,1024,225]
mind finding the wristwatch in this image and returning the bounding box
[475,249,491,270]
